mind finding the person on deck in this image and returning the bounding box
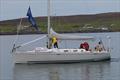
[83,42,89,51]
[95,41,105,52]
[80,42,89,51]
[80,43,85,49]
[52,36,58,48]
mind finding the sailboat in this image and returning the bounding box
[12,0,111,63]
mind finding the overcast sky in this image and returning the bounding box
[0,0,120,21]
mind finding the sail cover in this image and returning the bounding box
[49,28,94,40]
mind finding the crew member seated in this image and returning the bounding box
[80,42,89,51]
[95,41,105,52]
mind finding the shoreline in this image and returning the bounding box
[0,30,119,35]
[0,12,120,35]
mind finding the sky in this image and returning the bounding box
[0,0,120,21]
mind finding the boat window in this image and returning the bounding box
[73,50,78,52]
[64,50,68,52]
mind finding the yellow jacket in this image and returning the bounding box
[52,37,57,44]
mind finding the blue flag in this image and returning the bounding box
[27,6,38,30]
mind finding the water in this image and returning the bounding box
[0,32,120,80]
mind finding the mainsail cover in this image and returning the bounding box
[49,28,94,40]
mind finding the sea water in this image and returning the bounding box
[0,32,120,80]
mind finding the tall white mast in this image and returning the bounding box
[47,0,51,48]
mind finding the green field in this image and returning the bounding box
[0,12,120,34]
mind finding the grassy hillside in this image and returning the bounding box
[0,12,120,34]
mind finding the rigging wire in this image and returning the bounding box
[13,35,47,50]
[19,35,46,47]
[12,18,22,52]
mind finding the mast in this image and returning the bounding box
[47,0,51,48]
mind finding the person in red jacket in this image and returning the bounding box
[80,42,89,51]
[83,42,89,51]
[80,43,84,49]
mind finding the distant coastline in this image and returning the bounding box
[0,12,120,35]
[0,30,119,35]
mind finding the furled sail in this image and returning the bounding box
[49,28,94,40]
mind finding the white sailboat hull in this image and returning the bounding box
[13,48,110,63]
[12,0,111,64]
